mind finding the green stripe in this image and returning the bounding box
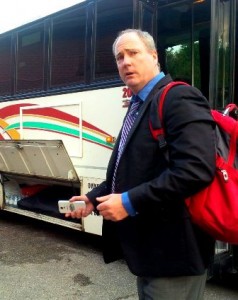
[6,122,113,148]
[7,122,79,136]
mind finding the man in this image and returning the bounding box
[66,29,216,299]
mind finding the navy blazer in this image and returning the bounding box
[87,74,216,277]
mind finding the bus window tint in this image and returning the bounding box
[50,7,86,88]
[216,0,234,109]
[158,0,210,99]
[16,25,44,93]
[95,0,133,80]
[142,5,156,36]
[0,36,12,96]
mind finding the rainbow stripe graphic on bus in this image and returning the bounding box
[0,103,113,149]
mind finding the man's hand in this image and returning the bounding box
[65,195,94,219]
[96,194,128,221]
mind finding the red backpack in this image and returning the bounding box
[150,81,238,244]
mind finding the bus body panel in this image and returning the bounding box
[0,86,128,235]
[0,86,127,178]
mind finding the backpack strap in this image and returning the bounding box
[149,81,189,148]
[212,108,238,166]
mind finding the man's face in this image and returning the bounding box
[114,32,158,94]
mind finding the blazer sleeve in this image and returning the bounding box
[86,181,108,208]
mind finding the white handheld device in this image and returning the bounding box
[58,200,86,213]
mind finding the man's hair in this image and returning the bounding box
[112,29,157,55]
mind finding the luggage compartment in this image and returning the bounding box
[0,140,83,231]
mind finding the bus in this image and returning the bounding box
[0,0,237,277]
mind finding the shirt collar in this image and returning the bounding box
[135,72,165,102]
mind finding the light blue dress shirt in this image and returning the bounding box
[121,72,165,216]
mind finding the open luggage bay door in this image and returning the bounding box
[0,140,79,181]
[0,140,87,232]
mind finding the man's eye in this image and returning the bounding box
[116,56,123,62]
[130,51,137,55]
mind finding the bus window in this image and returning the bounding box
[141,2,156,36]
[157,0,211,99]
[0,36,12,96]
[16,25,45,93]
[94,0,133,80]
[142,9,154,34]
[50,7,86,88]
[215,0,234,109]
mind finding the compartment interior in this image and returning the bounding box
[1,173,81,222]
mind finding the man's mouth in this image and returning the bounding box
[125,72,134,77]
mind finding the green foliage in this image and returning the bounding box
[166,42,201,88]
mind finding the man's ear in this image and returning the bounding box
[151,50,158,65]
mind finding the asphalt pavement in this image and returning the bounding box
[1,211,238,300]
[0,211,137,300]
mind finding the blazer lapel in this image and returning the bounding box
[121,74,173,150]
[107,74,173,176]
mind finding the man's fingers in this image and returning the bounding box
[96,195,110,202]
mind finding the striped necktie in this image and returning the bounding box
[111,96,142,192]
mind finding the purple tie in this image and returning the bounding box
[111,97,141,192]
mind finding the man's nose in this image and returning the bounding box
[123,55,131,65]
